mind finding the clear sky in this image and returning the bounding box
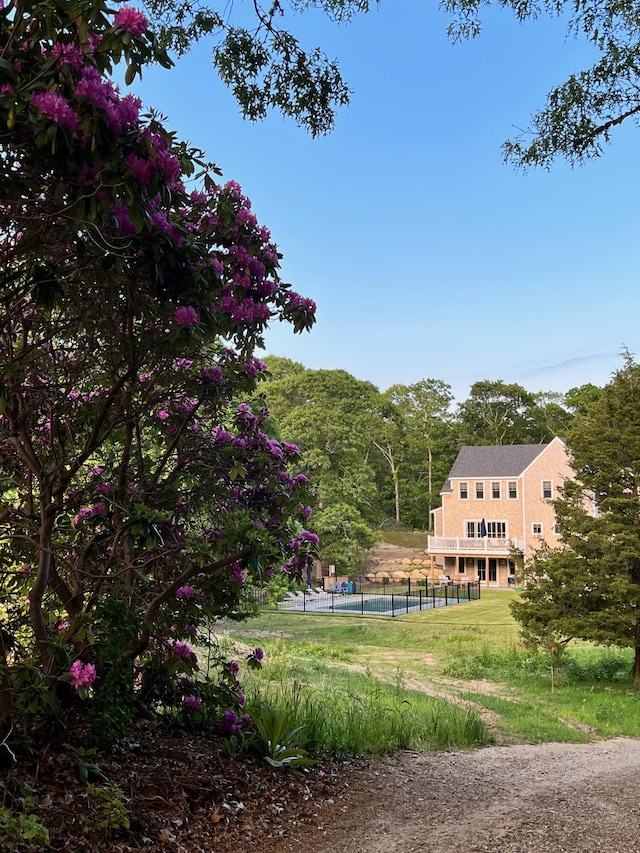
[130,0,640,401]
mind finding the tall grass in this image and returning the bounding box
[445,643,636,685]
[244,671,490,755]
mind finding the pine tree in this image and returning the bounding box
[512,353,640,684]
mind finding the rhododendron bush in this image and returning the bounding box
[0,0,316,742]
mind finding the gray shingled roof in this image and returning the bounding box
[447,444,549,479]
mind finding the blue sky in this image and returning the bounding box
[131,0,640,400]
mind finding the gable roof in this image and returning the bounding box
[447,444,550,479]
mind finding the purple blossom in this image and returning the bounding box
[112,6,148,36]
[50,41,84,71]
[110,202,137,236]
[202,366,224,384]
[228,562,245,585]
[170,640,196,661]
[217,710,241,735]
[212,427,233,443]
[69,661,96,690]
[31,91,78,134]
[73,507,93,526]
[250,647,264,662]
[225,660,240,675]
[184,695,201,711]
[300,530,319,544]
[175,585,195,599]
[174,305,199,327]
[124,154,154,187]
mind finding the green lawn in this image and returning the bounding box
[221,590,640,751]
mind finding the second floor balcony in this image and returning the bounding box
[428,535,525,555]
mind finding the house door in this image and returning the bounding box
[488,559,497,583]
[477,558,486,582]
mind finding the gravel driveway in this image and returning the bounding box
[294,738,640,853]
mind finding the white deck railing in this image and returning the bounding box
[428,536,524,554]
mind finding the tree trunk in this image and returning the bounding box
[635,644,640,687]
[0,631,13,723]
[427,446,432,524]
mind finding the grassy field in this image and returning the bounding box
[376,529,429,548]
[221,591,640,755]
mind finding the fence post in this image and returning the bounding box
[432,585,436,609]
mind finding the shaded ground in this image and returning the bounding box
[13,728,640,852]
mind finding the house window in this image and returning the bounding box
[458,557,465,575]
[466,521,476,538]
[491,481,501,499]
[508,560,516,575]
[508,481,517,499]
[475,482,484,499]
[532,523,543,535]
[486,521,506,539]
[542,480,553,499]
[553,523,561,535]
[459,481,468,499]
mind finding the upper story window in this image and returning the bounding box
[553,523,561,535]
[486,521,507,539]
[532,522,543,535]
[508,481,517,499]
[542,480,553,499]
[466,521,476,538]
[475,482,484,499]
[491,481,501,499]
[459,481,468,499]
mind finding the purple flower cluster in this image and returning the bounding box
[112,6,148,36]
[31,90,78,134]
[69,660,96,690]
[217,709,251,735]
[174,306,199,328]
[175,585,195,599]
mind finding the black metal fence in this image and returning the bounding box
[255,581,481,617]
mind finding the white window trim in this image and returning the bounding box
[459,481,468,500]
[541,479,553,500]
[490,481,501,500]
[507,481,518,500]
[474,481,485,500]
[532,522,543,535]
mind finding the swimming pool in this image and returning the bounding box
[273,584,480,617]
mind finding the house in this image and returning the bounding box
[428,437,585,588]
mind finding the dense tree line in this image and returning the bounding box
[260,357,603,568]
